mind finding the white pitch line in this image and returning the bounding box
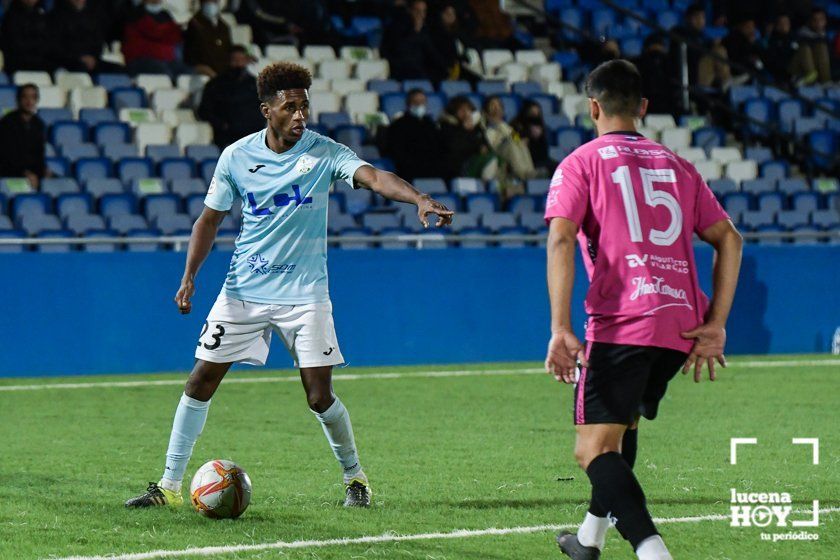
[47,506,840,560]
[1,359,839,393]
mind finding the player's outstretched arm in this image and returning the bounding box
[545,217,588,384]
[681,219,743,382]
[352,165,454,228]
[175,206,227,314]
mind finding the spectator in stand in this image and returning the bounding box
[797,8,831,83]
[511,100,553,177]
[382,89,443,181]
[467,0,517,49]
[480,96,534,194]
[670,3,732,90]
[723,18,766,82]
[0,0,53,75]
[197,45,265,149]
[636,33,676,115]
[765,13,819,86]
[381,0,448,81]
[438,95,494,180]
[0,84,50,189]
[184,0,232,77]
[122,0,189,77]
[48,0,124,74]
[428,2,480,83]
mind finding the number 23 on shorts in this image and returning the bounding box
[198,321,226,350]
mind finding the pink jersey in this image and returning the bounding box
[544,132,729,353]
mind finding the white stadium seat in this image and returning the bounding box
[676,147,708,164]
[136,74,173,93]
[496,62,528,82]
[725,160,758,183]
[309,79,331,92]
[303,45,336,63]
[286,58,315,74]
[344,92,378,116]
[175,122,212,148]
[151,88,189,111]
[710,146,743,165]
[659,127,691,151]
[465,48,483,75]
[643,114,677,132]
[159,108,196,128]
[309,91,341,120]
[55,71,93,89]
[14,71,52,86]
[38,86,67,108]
[135,123,172,153]
[264,45,299,61]
[514,49,548,66]
[561,94,587,120]
[482,49,514,73]
[340,46,376,61]
[69,86,107,115]
[330,79,366,94]
[529,62,562,84]
[317,60,352,80]
[694,160,723,181]
[354,59,389,81]
[230,24,253,45]
[637,127,659,142]
[547,81,577,97]
[119,108,158,126]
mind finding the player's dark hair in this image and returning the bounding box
[257,61,312,103]
[584,59,643,118]
[16,83,38,102]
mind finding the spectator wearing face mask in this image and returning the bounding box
[381,89,443,181]
[438,95,494,180]
[122,0,189,77]
[197,45,265,148]
[184,0,232,77]
[510,100,552,177]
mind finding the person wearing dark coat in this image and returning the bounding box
[48,0,123,74]
[438,95,490,180]
[197,46,265,149]
[184,0,232,77]
[0,84,48,189]
[382,89,443,181]
[0,0,53,75]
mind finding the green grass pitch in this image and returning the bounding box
[1,355,837,559]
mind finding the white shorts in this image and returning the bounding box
[194,293,345,368]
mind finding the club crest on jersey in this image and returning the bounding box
[598,146,619,160]
[296,155,316,174]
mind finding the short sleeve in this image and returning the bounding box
[204,148,236,211]
[544,154,589,226]
[330,140,368,186]
[693,170,729,234]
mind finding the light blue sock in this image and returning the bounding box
[160,393,211,491]
[313,397,362,481]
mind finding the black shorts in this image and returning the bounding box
[573,342,688,426]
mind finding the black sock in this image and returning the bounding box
[586,451,657,550]
[588,428,638,517]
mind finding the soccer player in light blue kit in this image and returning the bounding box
[126,62,454,509]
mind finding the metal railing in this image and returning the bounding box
[0,230,836,251]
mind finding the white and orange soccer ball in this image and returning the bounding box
[189,459,252,519]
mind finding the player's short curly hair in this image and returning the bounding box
[257,62,312,103]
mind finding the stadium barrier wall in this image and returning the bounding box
[0,245,837,377]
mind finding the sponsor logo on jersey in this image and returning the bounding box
[625,253,689,273]
[207,176,217,194]
[598,145,619,159]
[629,275,691,307]
[625,254,649,267]
[247,253,297,275]
[248,164,266,173]
[247,184,313,215]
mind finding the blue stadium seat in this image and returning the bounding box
[511,82,542,98]
[185,144,220,161]
[362,212,401,233]
[143,193,180,222]
[692,126,725,150]
[476,81,507,97]
[497,226,531,248]
[36,229,75,253]
[466,193,498,215]
[481,212,517,232]
[125,228,162,252]
[103,143,139,161]
[729,85,760,108]
[753,224,784,244]
[65,213,106,235]
[763,86,789,103]
[792,191,820,212]
[93,121,131,145]
[798,85,824,101]
[41,178,81,196]
[530,93,558,116]
[95,73,132,91]
[367,79,401,95]
[39,108,73,127]
[431,192,460,213]
[185,193,206,219]
[440,80,471,99]
[445,213,478,233]
[360,145,380,161]
[51,121,88,149]
[812,209,840,228]
[99,193,138,218]
[327,211,357,235]
[709,178,738,195]
[159,158,195,181]
[794,116,826,137]
[108,214,148,234]
[0,229,27,252]
[743,98,773,137]
[377,227,413,249]
[402,79,434,94]
[153,213,193,235]
[117,157,153,183]
[723,192,752,214]
[380,93,406,119]
[368,157,394,173]
[741,209,775,229]
[343,186,373,215]
[777,177,808,195]
[85,178,124,197]
[757,192,784,213]
[620,36,644,58]
[591,9,616,35]
[170,178,206,197]
[791,225,821,245]
[425,92,446,119]
[19,213,62,236]
[81,228,119,252]
[497,94,520,120]
[318,111,351,130]
[56,193,93,219]
[199,158,217,184]
[336,227,374,249]
[656,10,680,30]
[334,124,367,148]
[61,143,100,161]
[109,87,146,109]
[741,178,775,195]
[559,8,583,40]
[457,226,491,248]
[79,108,117,128]
[744,146,773,165]
[807,130,838,170]
[554,126,586,155]
[520,212,546,233]
[526,178,550,197]
[0,86,17,108]
[413,178,448,194]
[508,195,540,216]
[760,160,789,180]
[544,114,570,131]
[307,124,328,136]
[777,98,805,133]
[451,177,485,194]
[777,209,810,230]
[12,193,51,221]
[146,143,181,162]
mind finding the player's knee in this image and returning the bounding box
[575,444,620,470]
[306,390,334,413]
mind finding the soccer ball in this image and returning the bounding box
[189,459,252,519]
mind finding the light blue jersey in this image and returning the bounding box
[204,128,368,304]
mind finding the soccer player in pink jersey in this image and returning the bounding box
[544,60,743,560]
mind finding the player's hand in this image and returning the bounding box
[680,323,727,382]
[174,276,195,314]
[545,330,589,384]
[416,194,455,228]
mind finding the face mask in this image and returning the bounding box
[202,2,219,19]
[409,105,426,118]
[145,3,164,14]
